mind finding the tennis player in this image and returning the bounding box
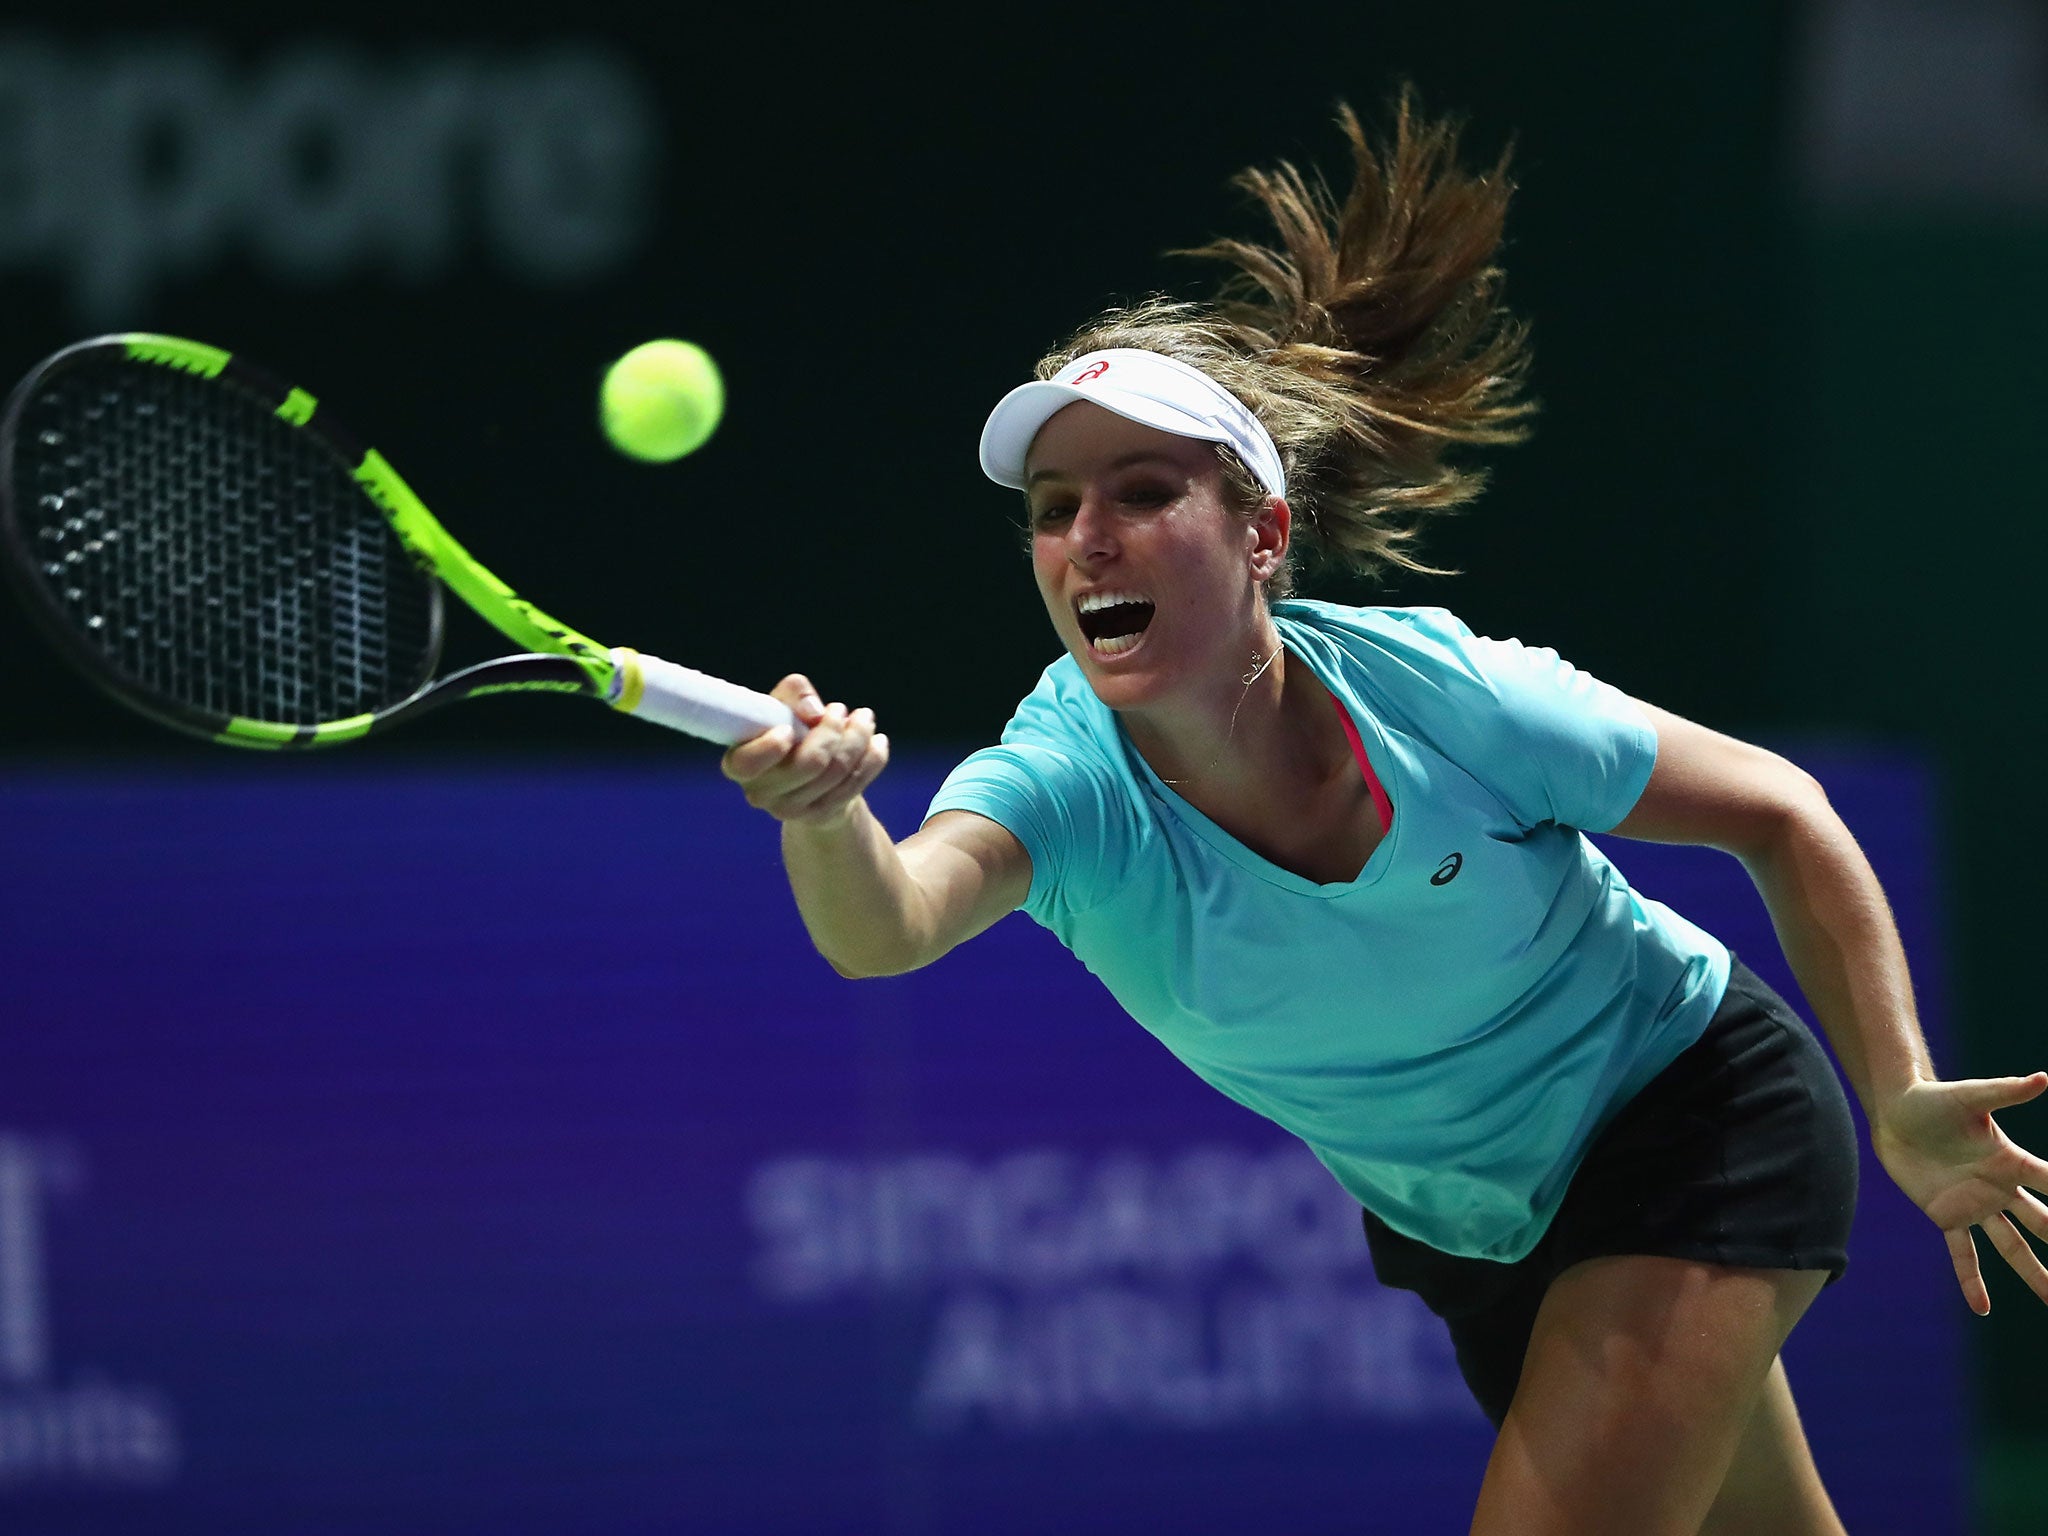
[724,94,2048,1534]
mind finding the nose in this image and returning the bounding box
[1066,495,1118,569]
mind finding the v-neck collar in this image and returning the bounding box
[1117,625,1404,897]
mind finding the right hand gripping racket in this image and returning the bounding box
[0,333,796,750]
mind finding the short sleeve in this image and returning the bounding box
[926,744,1127,921]
[1391,609,1657,832]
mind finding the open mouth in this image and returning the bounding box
[1075,591,1156,655]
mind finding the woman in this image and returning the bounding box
[723,93,2048,1534]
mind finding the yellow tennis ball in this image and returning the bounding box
[600,339,724,463]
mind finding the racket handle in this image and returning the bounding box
[607,648,797,745]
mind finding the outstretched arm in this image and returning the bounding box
[722,674,1032,978]
[1608,701,2048,1315]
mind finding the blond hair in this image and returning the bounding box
[1035,89,1534,595]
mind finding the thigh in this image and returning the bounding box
[1468,1255,1828,1536]
[1699,1358,1847,1536]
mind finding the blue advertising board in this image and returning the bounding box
[0,749,1962,1534]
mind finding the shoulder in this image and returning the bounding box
[1002,655,1119,753]
[929,655,1147,916]
[1276,600,1652,827]
[1273,600,1501,698]
[1276,599,1621,705]
[932,657,1122,798]
[1274,599,1477,653]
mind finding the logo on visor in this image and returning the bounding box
[1070,361,1111,384]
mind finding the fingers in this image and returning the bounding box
[793,719,891,821]
[779,705,876,813]
[723,690,889,823]
[721,675,826,783]
[2010,1189,2048,1246]
[1891,1072,2048,1310]
[1993,1121,2048,1195]
[721,722,800,784]
[770,672,828,727]
[1984,1211,2048,1306]
[1940,1192,2048,1315]
[1995,1192,2048,1307]
[1955,1072,2048,1115]
[1949,1227,1991,1316]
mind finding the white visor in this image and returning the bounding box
[978,348,1287,498]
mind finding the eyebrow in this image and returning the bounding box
[1025,451,1184,489]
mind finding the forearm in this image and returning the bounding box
[781,799,933,978]
[1742,798,1936,1123]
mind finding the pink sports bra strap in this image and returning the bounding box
[1329,694,1394,835]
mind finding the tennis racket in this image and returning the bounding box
[0,333,795,749]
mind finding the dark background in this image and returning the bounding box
[0,6,1803,754]
[2,2,2043,1525]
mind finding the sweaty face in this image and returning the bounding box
[1024,402,1276,711]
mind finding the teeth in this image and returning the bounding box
[1094,633,1143,655]
[1078,590,1152,613]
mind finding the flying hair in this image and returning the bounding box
[1035,86,1535,594]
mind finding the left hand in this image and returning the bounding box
[1873,1072,2048,1314]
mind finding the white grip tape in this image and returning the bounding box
[608,648,796,746]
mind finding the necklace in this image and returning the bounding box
[1160,647,1279,787]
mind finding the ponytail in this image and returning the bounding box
[1036,88,1534,592]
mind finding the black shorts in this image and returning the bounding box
[1360,957,1860,1428]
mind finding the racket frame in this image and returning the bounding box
[1,334,643,749]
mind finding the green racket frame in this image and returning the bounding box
[1,333,789,750]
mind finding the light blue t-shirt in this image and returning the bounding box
[926,601,1729,1262]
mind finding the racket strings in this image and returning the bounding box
[16,361,437,725]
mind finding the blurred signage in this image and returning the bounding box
[0,36,660,324]
[1801,0,2048,206]
[0,758,1965,1534]
[748,1145,1474,1431]
[0,1137,181,1488]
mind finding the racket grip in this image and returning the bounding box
[607,648,797,745]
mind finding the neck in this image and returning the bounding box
[1122,611,1330,796]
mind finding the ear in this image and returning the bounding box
[1249,496,1290,583]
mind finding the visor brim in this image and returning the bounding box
[977,381,1232,489]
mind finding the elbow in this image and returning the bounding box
[819,941,926,981]
[1775,759,1835,833]
[1735,761,1836,866]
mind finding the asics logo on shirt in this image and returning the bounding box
[1431,853,1464,886]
